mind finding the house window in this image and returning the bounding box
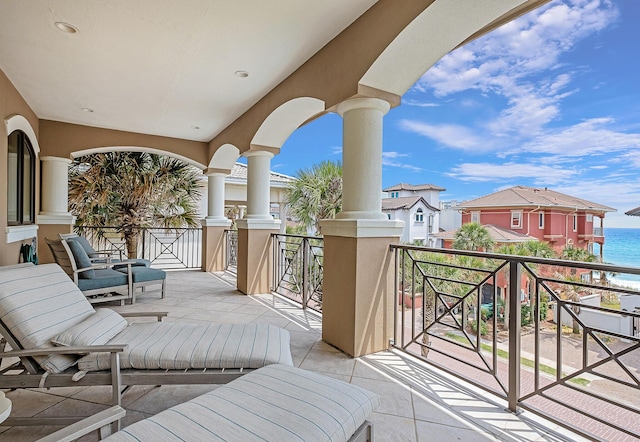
[390,191,399,198]
[387,213,391,220]
[511,210,522,229]
[586,213,593,222]
[415,208,424,222]
[428,214,434,233]
[7,130,35,226]
[471,211,480,224]
[538,211,544,229]
[573,214,578,232]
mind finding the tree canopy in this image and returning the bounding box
[285,160,342,235]
[68,152,203,257]
[453,222,494,251]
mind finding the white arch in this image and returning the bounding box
[209,144,240,170]
[72,146,205,169]
[360,0,534,96]
[251,97,325,149]
[5,114,40,154]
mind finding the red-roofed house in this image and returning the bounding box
[458,186,616,257]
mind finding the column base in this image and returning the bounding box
[322,234,401,357]
[201,220,232,272]
[236,221,280,294]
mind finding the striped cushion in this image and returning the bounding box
[103,364,380,442]
[0,264,95,373]
[78,322,293,371]
[51,309,128,347]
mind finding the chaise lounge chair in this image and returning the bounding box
[38,364,379,441]
[0,263,293,428]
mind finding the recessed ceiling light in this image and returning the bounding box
[81,107,94,113]
[234,70,249,78]
[55,22,79,34]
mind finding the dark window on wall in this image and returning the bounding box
[7,130,35,225]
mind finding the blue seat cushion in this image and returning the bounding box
[116,266,165,283]
[76,269,128,291]
[112,258,151,268]
[67,240,95,279]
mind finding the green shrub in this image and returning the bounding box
[470,319,488,336]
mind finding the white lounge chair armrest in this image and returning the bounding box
[36,405,126,442]
[0,344,128,358]
[120,311,168,322]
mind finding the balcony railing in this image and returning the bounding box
[593,227,604,237]
[224,229,238,274]
[75,226,202,269]
[390,244,640,440]
[271,233,323,312]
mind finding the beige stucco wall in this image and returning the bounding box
[39,120,210,167]
[0,69,40,266]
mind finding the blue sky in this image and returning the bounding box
[275,0,640,228]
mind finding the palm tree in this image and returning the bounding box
[453,223,494,251]
[68,152,203,258]
[494,240,556,331]
[285,160,342,235]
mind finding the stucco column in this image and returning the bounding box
[236,150,280,294]
[320,97,404,357]
[37,156,75,264]
[201,169,231,272]
[336,97,389,220]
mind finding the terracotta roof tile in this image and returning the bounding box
[383,183,446,192]
[434,224,537,243]
[228,162,294,183]
[460,186,615,212]
[382,196,439,211]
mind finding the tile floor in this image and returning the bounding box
[0,270,588,441]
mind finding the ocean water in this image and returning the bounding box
[594,227,640,289]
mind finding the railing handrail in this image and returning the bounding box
[390,243,640,275]
[271,232,323,241]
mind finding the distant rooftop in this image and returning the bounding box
[460,186,615,213]
[626,206,640,217]
[434,224,537,243]
[382,196,438,211]
[383,183,446,192]
[228,162,294,184]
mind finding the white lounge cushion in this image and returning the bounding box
[0,264,95,373]
[51,309,128,347]
[103,364,380,442]
[78,322,293,371]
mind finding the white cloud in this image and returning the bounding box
[382,151,422,172]
[518,118,640,156]
[330,146,342,155]
[446,162,578,184]
[398,120,486,151]
[411,0,618,141]
[402,99,440,108]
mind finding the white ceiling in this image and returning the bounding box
[0,0,377,142]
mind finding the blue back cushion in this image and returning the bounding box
[67,240,95,279]
[67,236,98,258]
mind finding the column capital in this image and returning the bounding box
[336,97,391,117]
[243,149,275,159]
[203,167,231,177]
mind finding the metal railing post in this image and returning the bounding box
[302,237,309,309]
[508,260,521,413]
